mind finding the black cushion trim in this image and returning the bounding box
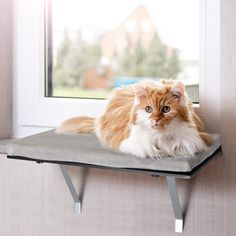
[7,147,221,178]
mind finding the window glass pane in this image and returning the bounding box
[47,0,199,102]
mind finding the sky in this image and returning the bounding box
[52,0,199,60]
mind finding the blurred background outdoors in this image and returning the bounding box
[49,0,199,102]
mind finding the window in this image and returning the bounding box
[14,0,220,137]
[46,0,200,102]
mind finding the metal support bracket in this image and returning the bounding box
[166,176,184,233]
[59,164,81,214]
[59,164,183,232]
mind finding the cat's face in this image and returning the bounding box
[134,81,190,130]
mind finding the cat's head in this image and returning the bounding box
[133,80,191,130]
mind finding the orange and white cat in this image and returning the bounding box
[56,80,212,158]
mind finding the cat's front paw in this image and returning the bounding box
[150,149,169,159]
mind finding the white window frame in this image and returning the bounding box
[13,0,220,137]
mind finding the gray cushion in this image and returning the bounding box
[7,130,221,173]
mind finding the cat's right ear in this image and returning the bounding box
[134,85,147,101]
[171,81,185,100]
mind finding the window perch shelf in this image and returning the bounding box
[7,130,221,233]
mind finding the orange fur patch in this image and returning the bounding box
[135,83,190,130]
[199,132,213,146]
[56,117,95,134]
[99,87,135,149]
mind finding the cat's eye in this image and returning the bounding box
[162,106,170,113]
[145,106,153,113]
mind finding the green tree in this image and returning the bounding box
[142,37,168,78]
[53,30,101,88]
[53,30,72,87]
[164,49,181,78]
[128,39,146,77]
[117,35,181,79]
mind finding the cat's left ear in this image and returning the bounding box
[134,85,147,101]
[171,81,185,100]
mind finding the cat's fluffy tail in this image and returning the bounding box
[56,117,95,134]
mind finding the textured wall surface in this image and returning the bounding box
[220,0,236,235]
[0,0,12,138]
[0,153,225,236]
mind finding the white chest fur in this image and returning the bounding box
[154,119,207,157]
[119,119,207,158]
[119,124,157,158]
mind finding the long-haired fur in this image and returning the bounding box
[56,80,212,158]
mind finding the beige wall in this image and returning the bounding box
[0,0,13,138]
[0,0,236,235]
[0,154,225,236]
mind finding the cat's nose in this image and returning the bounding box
[152,118,161,125]
[154,117,161,122]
